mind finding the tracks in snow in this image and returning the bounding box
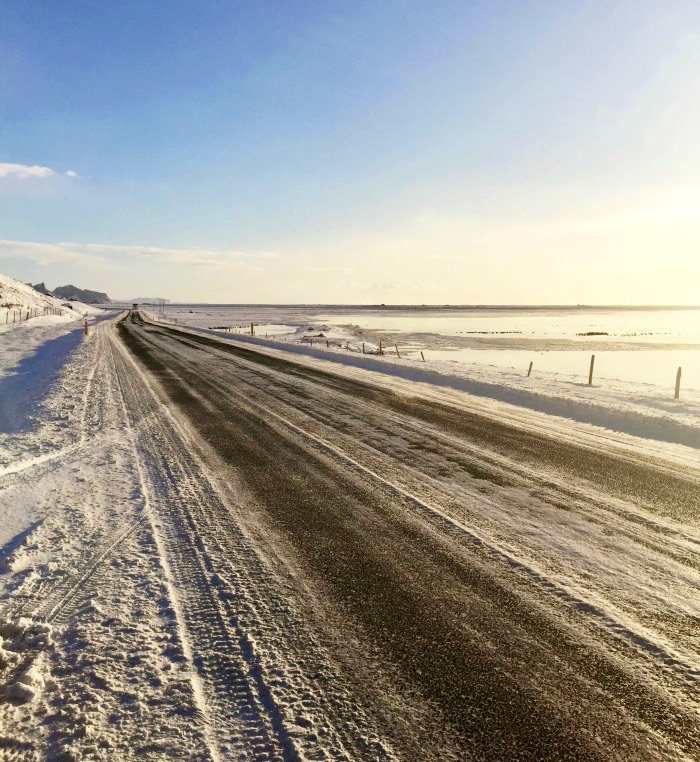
[108,322,397,760]
[0,323,210,758]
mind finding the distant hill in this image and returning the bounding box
[32,282,55,296]
[53,285,110,304]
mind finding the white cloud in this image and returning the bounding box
[0,162,55,179]
[0,240,103,268]
[0,163,79,181]
[77,242,276,271]
[0,239,277,272]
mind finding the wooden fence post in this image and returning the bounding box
[527,361,533,377]
[421,351,425,362]
[675,367,682,399]
[395,344,400,358]
[588,354,595,386]
[84,319,88,336]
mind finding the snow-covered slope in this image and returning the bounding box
[0,271,103,330]
[1,273,59,311]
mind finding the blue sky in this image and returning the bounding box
[1,1,699,303]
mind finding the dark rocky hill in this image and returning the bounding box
[32,282,55,296]
[53,285,110,303]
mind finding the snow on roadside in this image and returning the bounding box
[0,317,213,758]
[144,313,700,452]
[0,272,118,437]
[0,279,122,550]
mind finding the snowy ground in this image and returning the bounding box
[1,306,698,759]
[0,314,401,759]
[1,324,220,757]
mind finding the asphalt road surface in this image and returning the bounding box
[113,311,699,761]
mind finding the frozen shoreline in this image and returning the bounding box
[155,303,700,391]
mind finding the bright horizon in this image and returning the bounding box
[2,1,699,305]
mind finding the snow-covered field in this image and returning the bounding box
[0,273,112,438]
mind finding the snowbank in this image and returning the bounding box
[0,619,52,703]
[0,273,122,437]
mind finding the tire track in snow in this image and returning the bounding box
[110,327,303,761]
[114,318,402,760]
[107,335,225,762]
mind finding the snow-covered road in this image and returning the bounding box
[1,311,698,760]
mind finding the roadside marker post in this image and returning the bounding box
[395,344,400,358]
[588,354,595,386]
[421,351,425,362]
[675,366,682,399]
[84,319,88,336]
[362,342,365,354]
[527,361,533,377]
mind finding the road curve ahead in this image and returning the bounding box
[116,312,700,761]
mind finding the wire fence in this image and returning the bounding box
[2,305,68,325]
